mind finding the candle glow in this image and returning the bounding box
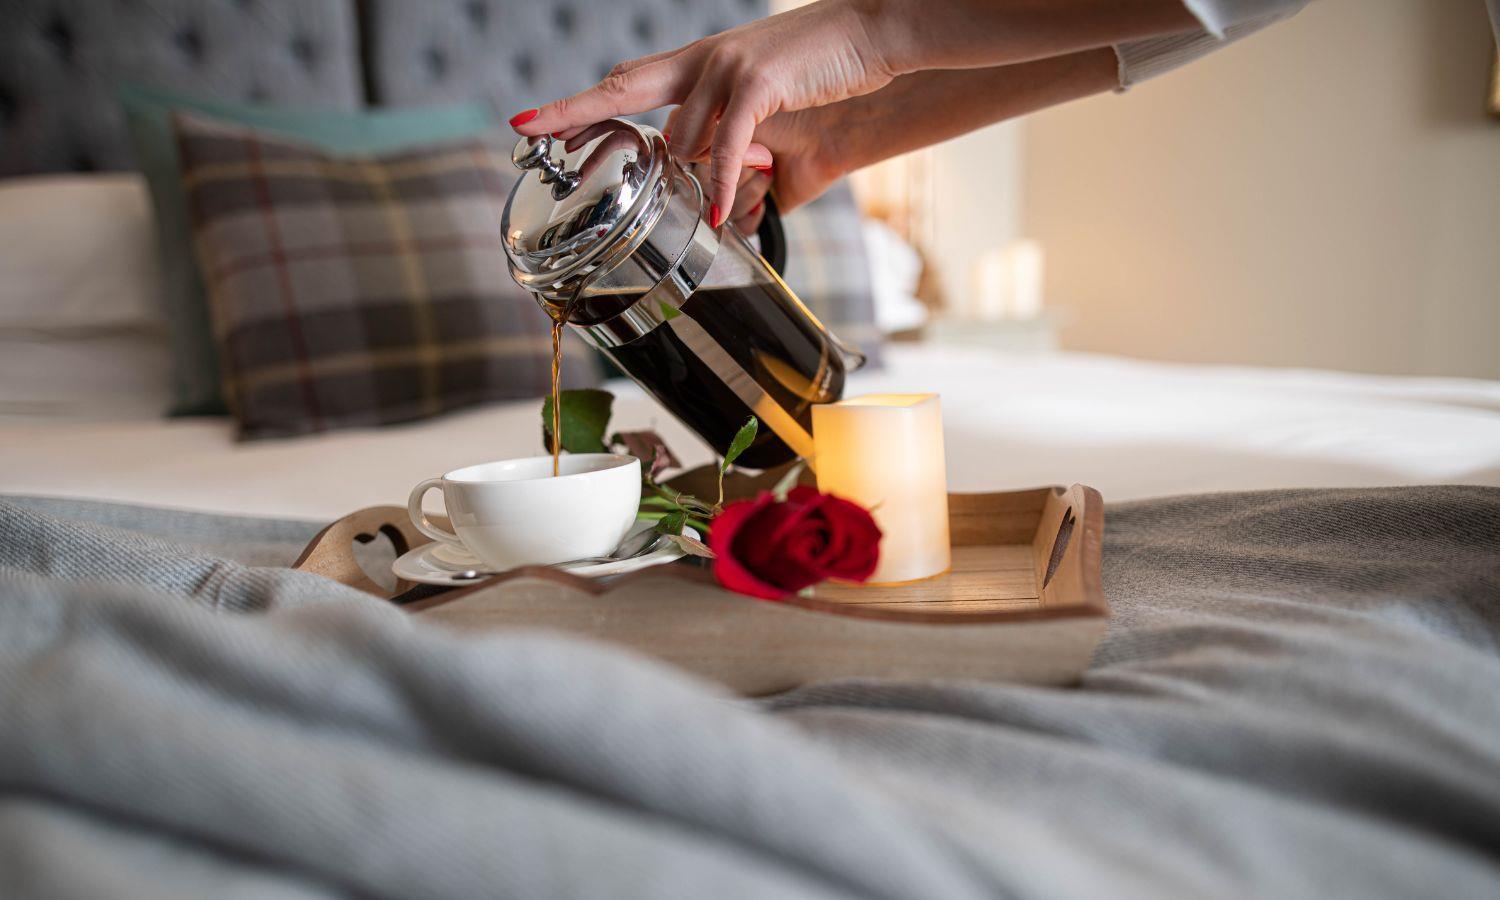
[812,393,951,584]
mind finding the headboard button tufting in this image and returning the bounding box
[553,6,575,35]
[425,46,449,81]
[175,28,205,64]
[514,55,536,85]
[465,1,489,30]
[291,36,319,71]
[43,17,75,62]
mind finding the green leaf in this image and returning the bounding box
[721,417,758,474]
[717,416,759,507]
[541,389,613,454]
[656,510,687,536]
[658,300,682,321]
[664,532,715,559]
[771,461,806,501]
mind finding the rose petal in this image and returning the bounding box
[734,502,806,571]
[709,494,788,600]
[814,494,882,582]
[785,485,822,504]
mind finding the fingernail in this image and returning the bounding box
[508,108,539,128]
[754,165,773,175]
[749,200,764,215]
[551,132,564,138]
[710,203,723,227]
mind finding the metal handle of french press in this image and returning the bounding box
[754,193,788,276]
[512,135,581,200]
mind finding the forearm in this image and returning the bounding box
[859,0,1201,73]
[826,48,1120,173]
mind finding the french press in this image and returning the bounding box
[501,118,865,470]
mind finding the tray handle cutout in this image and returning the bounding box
[293,505,430,599]
[1043,507,1076,589]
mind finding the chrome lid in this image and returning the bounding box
[501,119,674,299]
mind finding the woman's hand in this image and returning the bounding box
[508,0,897,226]
[674,103,852,234]
[509,0,1197,223]
[727,49,1126,233]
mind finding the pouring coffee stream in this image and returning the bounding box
[502,120,865,475]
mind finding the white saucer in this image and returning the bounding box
[391,520,696,587]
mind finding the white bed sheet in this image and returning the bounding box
[4,343,1498,520]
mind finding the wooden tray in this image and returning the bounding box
[294,477,1107,695]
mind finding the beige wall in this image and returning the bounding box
[1023,0,1500,378]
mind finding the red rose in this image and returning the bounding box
[709,486,882,600]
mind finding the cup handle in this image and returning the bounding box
[407,478,464,547]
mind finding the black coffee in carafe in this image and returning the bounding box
[573,283,846,470]
[502,120,863,469]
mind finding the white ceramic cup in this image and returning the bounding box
[407,453,641,570]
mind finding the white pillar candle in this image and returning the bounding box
[1007,239,1045,320]
[969,239,1046,321]
[970,247,1009,321]
[812,393,950,584]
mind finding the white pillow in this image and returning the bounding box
[0,174,163,329]
[0,326,172,421]
[0,174,172,419]
[860,218,929,334]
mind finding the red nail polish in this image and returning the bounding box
[663,131,672,142]
[710,203,723,227]
[508,108,539,128]
[754,165,773,175]
[749,200,764,215]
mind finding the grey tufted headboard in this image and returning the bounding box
[359,0,765,127]
[0,0,766,177]
[0,0,363,175]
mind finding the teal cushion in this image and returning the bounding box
[120,84,497,415]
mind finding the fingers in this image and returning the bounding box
[668,78,722,163]
[741,142,773,169]
[610,47,678,77]
[730,170,771,232]
[512,59,681,136]
[706,89,763,226]
[732,200,767,236]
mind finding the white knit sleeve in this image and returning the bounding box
[1115,1,1310,89]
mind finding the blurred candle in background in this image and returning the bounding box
[812,394,950,584]
[969,239,1045,321]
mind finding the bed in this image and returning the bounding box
[3,2,1499,898]
[5,342,1500,518]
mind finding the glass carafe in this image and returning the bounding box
[502,119,864,469]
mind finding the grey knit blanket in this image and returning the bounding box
[1,487,1497,899]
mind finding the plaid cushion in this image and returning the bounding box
[778,182,883,368]
[173,113,600,439]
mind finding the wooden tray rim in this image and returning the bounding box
[394,484,1107,626]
